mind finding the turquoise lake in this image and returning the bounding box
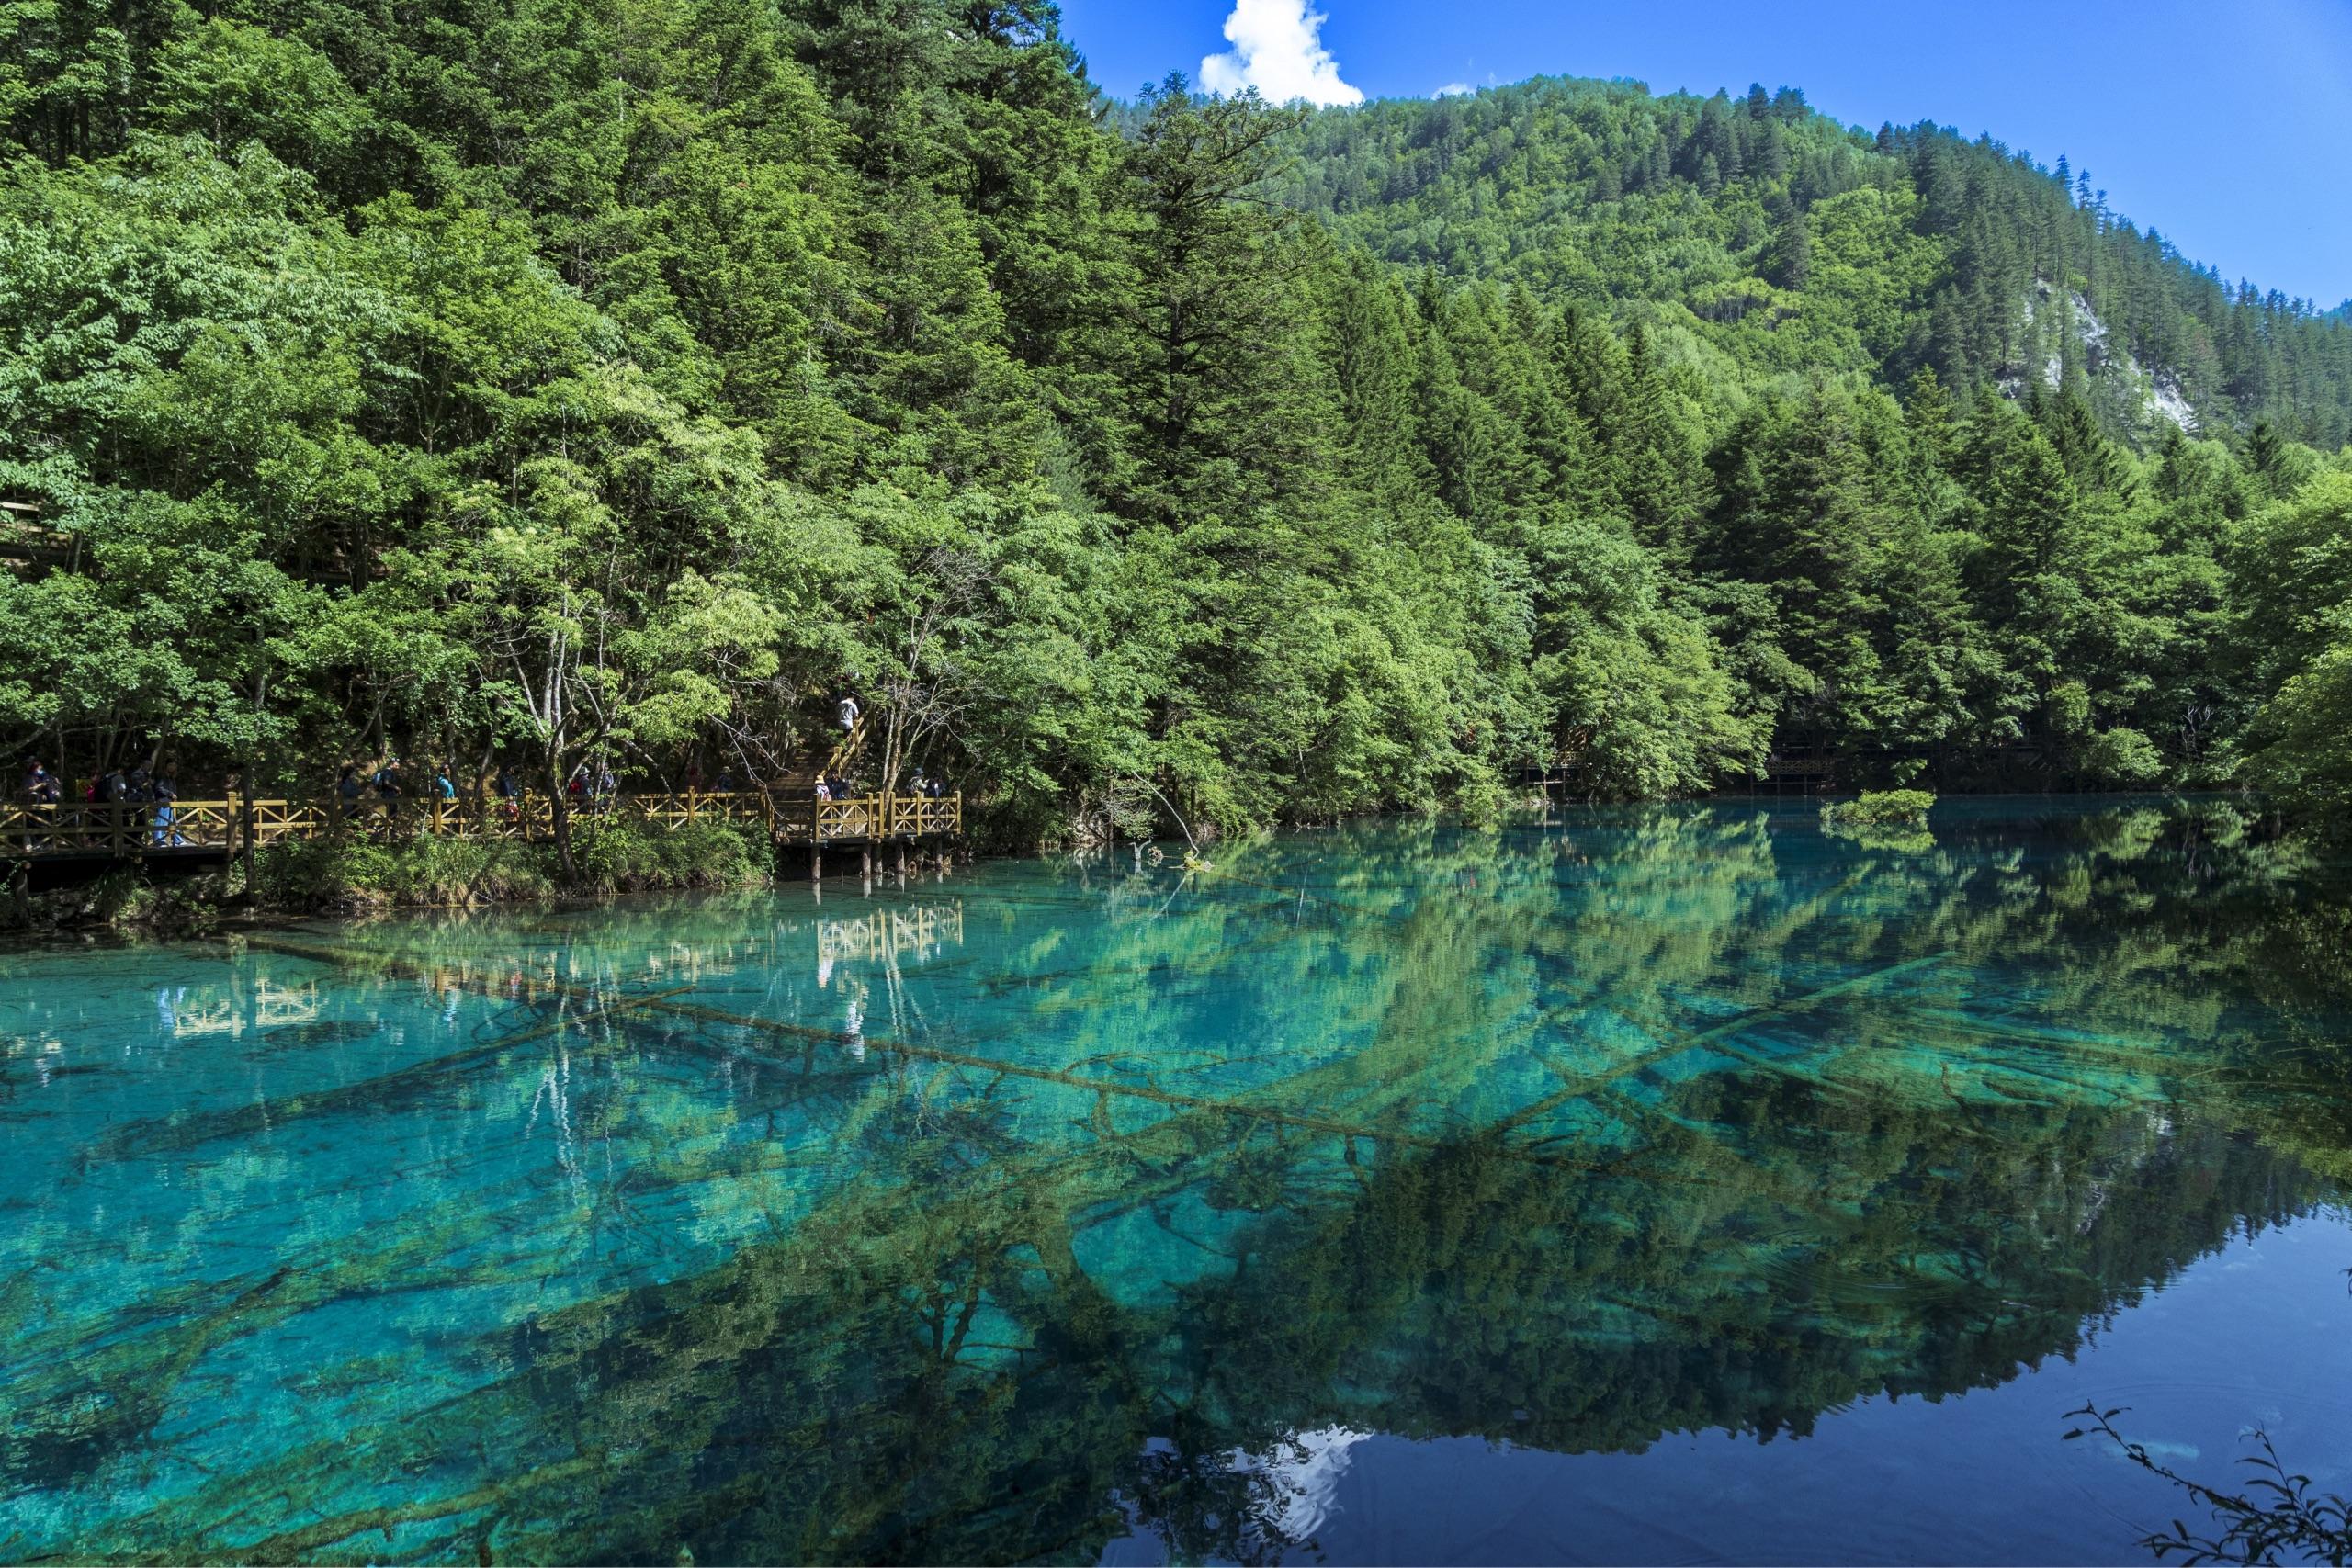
[4,796,2350,1564]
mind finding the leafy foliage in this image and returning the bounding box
[251,835,560,910]
[2066,1402,2352,1566]
[2,8,2349,841]
[247,818,763,909]
[1823,789,1934,827]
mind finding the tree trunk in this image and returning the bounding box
[472,739,495,816]
[238,766,257,896]
[545,750,578,883]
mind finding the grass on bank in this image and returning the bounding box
[254,819,771,911]
[1,819,777,935]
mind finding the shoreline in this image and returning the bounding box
[5,788,2299,946]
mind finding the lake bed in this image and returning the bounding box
[4,797,2349,1563]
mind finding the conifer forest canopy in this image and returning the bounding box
[5,0,2352,834]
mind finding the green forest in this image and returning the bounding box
[5,0,2351,847]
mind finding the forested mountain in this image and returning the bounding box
[3,0,2350,849]
[1274,78,2352,449]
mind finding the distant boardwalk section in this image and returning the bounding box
[0,789,961,862]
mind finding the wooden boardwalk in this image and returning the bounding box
[0,789,961,863]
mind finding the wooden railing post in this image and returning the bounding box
[241,788,258,889]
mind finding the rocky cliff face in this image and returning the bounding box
[2005,278,2199,434]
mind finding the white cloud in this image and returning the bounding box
[1200,0,1363,107]
[1433,82,1471,97]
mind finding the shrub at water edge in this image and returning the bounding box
[1822,790,1937,829]
[250,821,767,911]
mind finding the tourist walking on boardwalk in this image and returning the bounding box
[373,757,404,817]
[21,760,57,852]
[150,764,179,847]
[336,763,364,820]
[836,694,859,735]
[493,762,522,824]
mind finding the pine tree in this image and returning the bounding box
[1113,79,1317,524]
[1772,209,1811,290]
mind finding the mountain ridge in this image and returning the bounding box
[1263,73,2352,448]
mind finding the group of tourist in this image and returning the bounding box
[16,696,952,852]
[22,753,950,813]
[326,755,948,816]
[680,761,741,793]
[334,758,462,818]
[563,761,619,806]
[17,757,186,846]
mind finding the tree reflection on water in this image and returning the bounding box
[0,798,2346,1562]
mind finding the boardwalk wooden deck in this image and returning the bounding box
[0,789,961,863]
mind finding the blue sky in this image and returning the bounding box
[1056,0,2352,309]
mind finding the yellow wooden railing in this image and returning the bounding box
[0,789,960,860]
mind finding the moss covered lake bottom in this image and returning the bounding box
[4,797,2350,1564]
